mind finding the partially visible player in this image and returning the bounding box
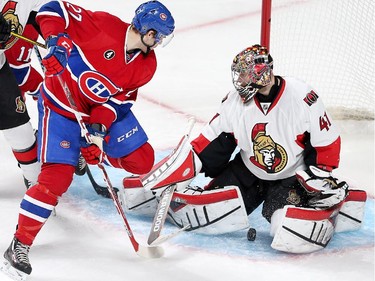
[2,0,175,278]
[4,23,43,189]
[0,1,50,189]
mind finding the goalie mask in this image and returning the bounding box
[132,1,175,47]
[231,44,273,103]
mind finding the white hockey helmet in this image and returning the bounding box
[231,44,273,103]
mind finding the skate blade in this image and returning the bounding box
[0,259,29,281]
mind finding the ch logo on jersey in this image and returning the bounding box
[78,71,122,103]
[104,50,115,60]
[250,123,287,173]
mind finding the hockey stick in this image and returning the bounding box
[56,74,164,258]
[148,184,191,246]
[11,31,46,48]
[27,37,164,257]
[85,165,119,198]
[147,117,195,245]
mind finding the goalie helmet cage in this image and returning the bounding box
[261,0,374,120]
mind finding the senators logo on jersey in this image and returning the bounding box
[250,123,287,173]
[1,1,23,50]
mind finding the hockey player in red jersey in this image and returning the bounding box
[121,44,366,253]
[2,0,175,278]
[0,1,50,190]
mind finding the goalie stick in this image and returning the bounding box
[146,117,195,245]
[25,37,164,258]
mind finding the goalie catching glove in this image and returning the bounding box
[80,123,107,165]
[296,166,348,209]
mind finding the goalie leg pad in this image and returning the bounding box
[335,189,367,232]
[119,181,157,217]
[270,205,340,253]
[167,185,249,234]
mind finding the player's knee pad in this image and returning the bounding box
[2,122,35,149]
[167,185,249,234]
[270,205,339,253]
[106,142,155,174]
[38,163,75,197]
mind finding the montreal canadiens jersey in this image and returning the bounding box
[36,1,157,129]
[193,76,341,181]
[0,0,49,67]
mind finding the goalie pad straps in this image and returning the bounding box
[270,205,340,253]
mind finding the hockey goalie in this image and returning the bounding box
[120,44,367,254]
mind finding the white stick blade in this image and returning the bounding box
[136,245,164,259]
[149,224,191,246]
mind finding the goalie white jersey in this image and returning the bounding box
[192,76,341,181]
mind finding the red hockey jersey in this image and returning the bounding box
[36,1,157,129]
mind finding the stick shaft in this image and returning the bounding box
[11,31,46,49]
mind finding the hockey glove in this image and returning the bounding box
[42,33,73,76]
[0,13,11,45]
[80,123,107,165]
[296,166,349,209]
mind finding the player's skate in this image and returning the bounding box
[1,238,32,281]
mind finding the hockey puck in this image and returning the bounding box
[247,228,256,241]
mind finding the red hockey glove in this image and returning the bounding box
[80,144,105,165]
[42,33,73,76]
[296,166,348,209]
[80,123,107,165]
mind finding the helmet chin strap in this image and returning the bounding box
[140,34,157,54]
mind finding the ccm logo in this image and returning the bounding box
[117,126,139,142]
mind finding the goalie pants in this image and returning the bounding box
[205,153,310,222]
